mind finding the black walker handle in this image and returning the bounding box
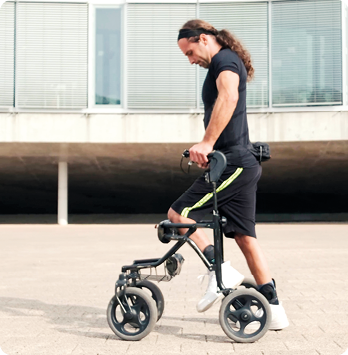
[182,149,227,183]
[206,151,227,183]
[182,149,228,292]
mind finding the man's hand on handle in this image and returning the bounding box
[189,142,213,169]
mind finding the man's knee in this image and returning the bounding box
[235,233,255,250]
[168,207,197,224]
[167,207,182,223]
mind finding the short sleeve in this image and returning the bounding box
[212,50,240,80]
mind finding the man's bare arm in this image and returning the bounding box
[189,70,240,167]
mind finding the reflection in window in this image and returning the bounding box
[95,8,121,105]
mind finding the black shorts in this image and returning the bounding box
[171,164,262,238]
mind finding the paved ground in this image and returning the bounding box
[0,223,347,355]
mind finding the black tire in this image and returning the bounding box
[107,287,157,341]
[219,288,271,343]
[238,277,258,290]
[136,280,165,321]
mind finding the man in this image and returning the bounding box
[168,19,289,330]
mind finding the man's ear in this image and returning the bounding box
[200,33,208,45]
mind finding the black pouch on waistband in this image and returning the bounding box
[248,142,271,164]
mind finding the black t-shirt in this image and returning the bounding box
[202,48,258,168]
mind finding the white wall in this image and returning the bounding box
[0,112,347,143]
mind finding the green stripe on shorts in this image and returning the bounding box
[180,167,243,218]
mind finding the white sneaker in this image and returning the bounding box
[247,302,289,331]
[196,261,244,313]
[221,261,245,289]
[268,303,289,330]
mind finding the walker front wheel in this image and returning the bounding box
[107,287,157,341]
[219,289,271,343]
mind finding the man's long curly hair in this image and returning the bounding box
[180,19,254,82]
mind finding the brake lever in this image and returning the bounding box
[182,149,190,158]
[180,149,192,174]
[181,149,212,173]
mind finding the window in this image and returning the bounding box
[127,3,196,109]
[272,0,342,106]
[0,1,15,107]
[16,2,88,108]
[200,2,269,109]
[95,7,122,106]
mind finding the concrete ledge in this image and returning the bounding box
[1,111,348,143]
[257,213,348,223]
[0,213,347,224]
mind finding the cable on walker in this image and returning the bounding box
[106,150,271,343]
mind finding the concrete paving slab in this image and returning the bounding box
[0,224,348,355]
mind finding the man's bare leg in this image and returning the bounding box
[168,210,272,286]
[167,207,210,251]
[234,233,289,329]
[168,208,245,313]
[234,233,272,285]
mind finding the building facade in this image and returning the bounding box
[0,0,348,223]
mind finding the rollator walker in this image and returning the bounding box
[107,150,271,343]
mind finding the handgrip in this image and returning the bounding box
[181,149,227,183]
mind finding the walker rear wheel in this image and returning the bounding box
[136,280,165,321]
[219,289,271,343]
[239,277,258,290]
[107,287,157,341]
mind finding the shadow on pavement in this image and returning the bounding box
[0,297,230,343]
[0,297,106,328]
[161,315,219,326]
